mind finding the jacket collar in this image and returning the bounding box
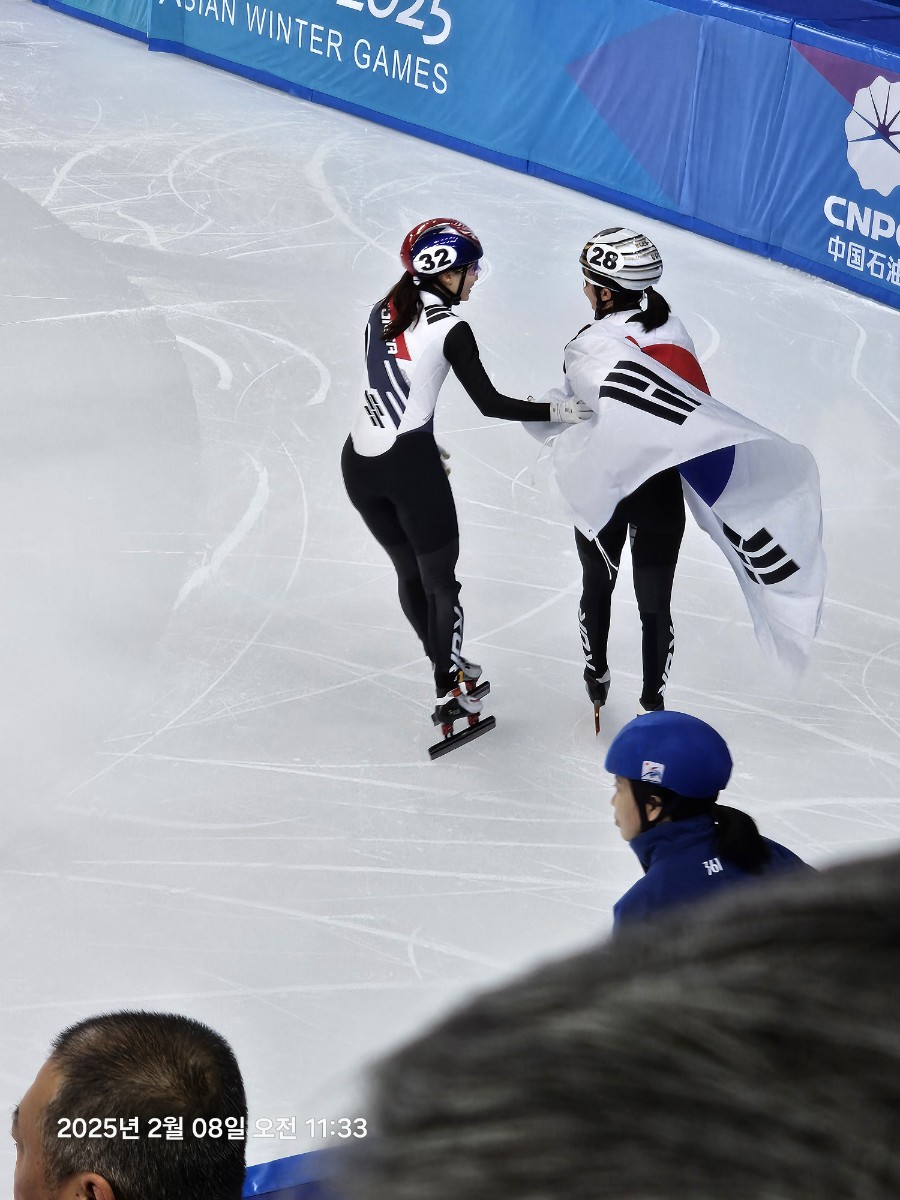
[630,814,716,872]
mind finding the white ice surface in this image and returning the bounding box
[2,0,900,1169]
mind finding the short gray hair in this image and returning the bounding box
[348,850,900,1200]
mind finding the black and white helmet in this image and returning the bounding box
[580,227,662,291]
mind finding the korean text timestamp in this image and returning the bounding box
[304,1118,367,1139]
[56,1116,368,1140]
[57,1117,246,1140]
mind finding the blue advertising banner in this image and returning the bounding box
[30,0,900,309]
[774,35,900,305]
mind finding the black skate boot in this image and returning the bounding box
[584,669,611,735]
[428,676,496,760]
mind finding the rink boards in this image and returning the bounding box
[30,0,900,312]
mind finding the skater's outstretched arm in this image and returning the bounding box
[444,323,592,423]
[441,322,553,421]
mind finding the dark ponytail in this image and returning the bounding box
[626,286,671,333]
[630,782,772,874]
[713,804,772,874]
[380,273,423,341]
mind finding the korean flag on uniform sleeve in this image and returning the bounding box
[539,326,826,677]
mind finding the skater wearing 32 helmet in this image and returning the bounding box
[605,710,809,930]
[341,218,591,752]
[535,227,711,727]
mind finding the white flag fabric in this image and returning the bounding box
[534,324,826,677]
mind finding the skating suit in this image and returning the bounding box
[571,309,709,711]
[341,291,548,694]
[613,814,810,929]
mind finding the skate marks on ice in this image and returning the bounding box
[1,0,900,1169]
[0,179,200,805]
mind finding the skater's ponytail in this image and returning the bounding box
[380,272,424,341]
[626,286,671,333]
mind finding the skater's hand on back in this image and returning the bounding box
[438,445,451,475]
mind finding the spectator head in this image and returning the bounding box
[12,1011,247,1200]
[347,849,900,1200]
[605,710,733,835]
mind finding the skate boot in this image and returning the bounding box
[428,675,496,760]
[584,669,611,735]
[458,656,483,692]
[433,685,483,726]
[637,696,665,717]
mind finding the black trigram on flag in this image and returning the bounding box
[600,359,702,425]
[723,525,799,586]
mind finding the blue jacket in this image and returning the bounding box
[613,815,809,930]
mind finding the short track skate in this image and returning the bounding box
[584,670,610,737]
[428,680,496,760]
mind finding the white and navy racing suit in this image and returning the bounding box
[341,290,550,696]
[566,309,710,710]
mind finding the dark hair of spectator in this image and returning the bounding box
[345,849,900,1200]
[42,1011,247,1200]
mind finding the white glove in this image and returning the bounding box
[548,397,594,424]
[437,445,451,476]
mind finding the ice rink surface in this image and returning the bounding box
[3,0,900,1166]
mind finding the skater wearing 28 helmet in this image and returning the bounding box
[605,710,809,929]
[341,218,591,749]
[536,227,711,727]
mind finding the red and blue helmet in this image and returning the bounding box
[400,218,483,278]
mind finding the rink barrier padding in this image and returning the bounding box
[243,1149,342,1200]
[35,0,148,38]
[32,0,900,311]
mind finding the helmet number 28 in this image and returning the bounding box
[588,246,621,272]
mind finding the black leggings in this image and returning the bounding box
[341,432,464,695]
[575,469,685,710]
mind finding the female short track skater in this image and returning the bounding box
[341,218,591,736]
[605,710,810,929]
[555,228,710,721]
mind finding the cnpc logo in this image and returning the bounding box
[824,196,900,249]
[845,76,900,198]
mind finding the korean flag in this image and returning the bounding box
[536,328,826,677]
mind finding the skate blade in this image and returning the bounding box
[594,703,601,736]
[431,680,491,727]
[428,715,497,760]
[465,679,490,701]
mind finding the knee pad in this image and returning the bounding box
[384,541,421,584]
[417,541,461,599]
[634,565,675,616]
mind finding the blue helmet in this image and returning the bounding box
[400,217,483,278]
[604,711,732,798]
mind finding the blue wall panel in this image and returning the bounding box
[32,0,900,310]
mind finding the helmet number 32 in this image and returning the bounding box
[413,246,456,273]
[588,246,621,272]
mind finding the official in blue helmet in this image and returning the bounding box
[604,710,810,929]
